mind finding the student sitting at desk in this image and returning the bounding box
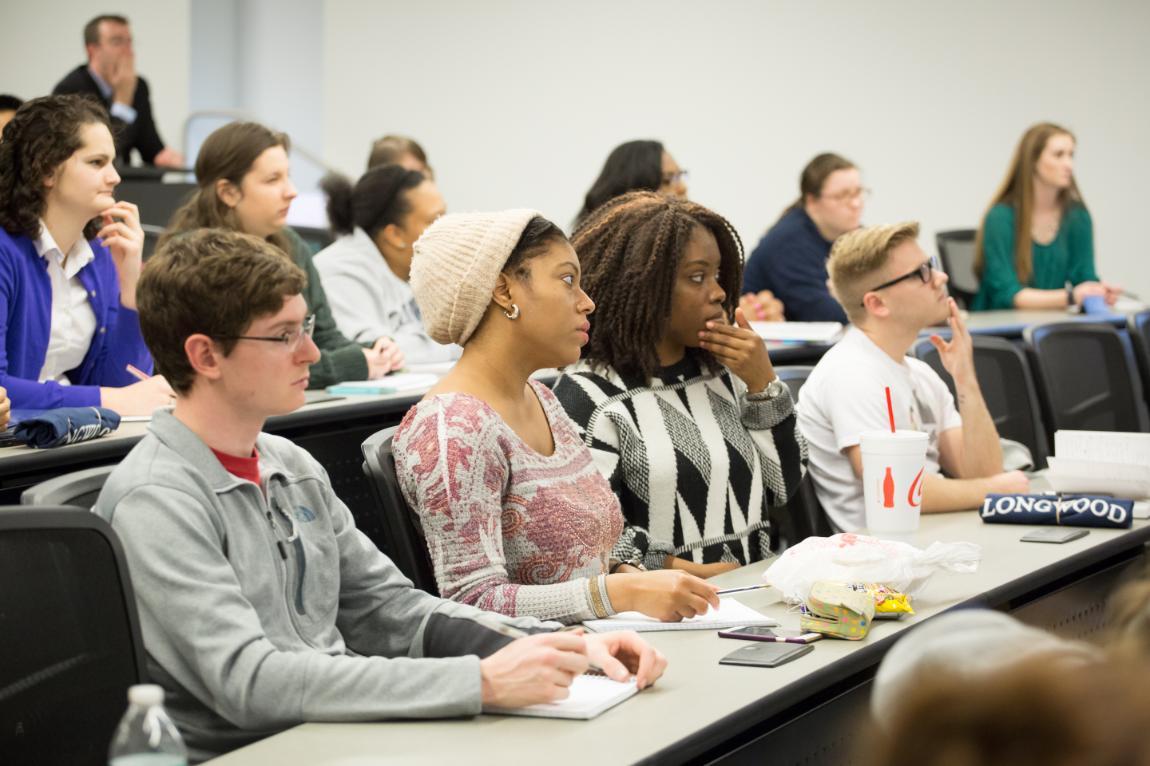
[973,122,1120,311]
[392,209,721,624]
[0,95,172,413]
[741,153,863,324]
[161,121,404,389]
[314,164,459,363]
[554,192,806,575]
[575,139,690,228]
[95,228,665,762]
[798,222,1029,531]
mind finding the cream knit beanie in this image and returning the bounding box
[410,209,541,346]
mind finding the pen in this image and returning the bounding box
[474,614,606,673]
[716,584,772,596]
[126,364,150,382]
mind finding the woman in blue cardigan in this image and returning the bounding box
[0,95,172,412]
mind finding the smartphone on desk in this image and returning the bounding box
[717,626,822,644]
[719,641,814,668]
[1020,528,1089,544]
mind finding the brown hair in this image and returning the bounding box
[974,123,1084,284]
[84,14,129,47]
[0,94,111,240]
[160,121,292,254]
[865,654,1150,766]
[785,152,856,217]
[828,221,921,322]
[571,191,743,382]
[139,229,307,393]
[367,134,432,178]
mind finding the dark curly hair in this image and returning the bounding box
[571,191,744,382]
[0,94,112,240]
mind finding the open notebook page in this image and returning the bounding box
[582,597,778,633]
[483,675,639,720]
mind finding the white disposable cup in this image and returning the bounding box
[859,430,929,534]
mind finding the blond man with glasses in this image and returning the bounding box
[796,222,1028,531]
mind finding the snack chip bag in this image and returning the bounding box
[847,582,914,619]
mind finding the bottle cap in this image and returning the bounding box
[127,684,164,707]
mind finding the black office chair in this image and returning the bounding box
[912,335,1050,469]
[292,225,335,255]
[769,473,833,552]
[935,229,979,309]
[775,365,816,404]
[21,465,115,509]
[361,427,439,594]
[141,223,164,261]
[1023,322,1149,447]
[1129,311,1150,410]
[0,507,146,766]
[115,179,197,229]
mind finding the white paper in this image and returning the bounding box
[1046,456,1150,499]
[484,675,639,720]
[582,597,778,633]
[749,321,845,344]
[1053,431,1150,465]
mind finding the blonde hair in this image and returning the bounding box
[974,123,1083,284]
[828,221,920,322]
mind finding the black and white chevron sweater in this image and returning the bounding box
[553,353,807,569]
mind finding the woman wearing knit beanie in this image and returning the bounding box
[389,209,722,624]
[554,192,806,575]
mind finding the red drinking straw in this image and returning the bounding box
[884,386,896,433]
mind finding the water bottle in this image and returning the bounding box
[108,684,188,766]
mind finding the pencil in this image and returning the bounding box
[125,364,150,382]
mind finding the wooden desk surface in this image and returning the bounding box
[206,512,1150,766]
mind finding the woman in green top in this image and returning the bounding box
[162,122,403,388]
[972,122,1119,311]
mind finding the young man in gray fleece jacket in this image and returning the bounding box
[94,229,665,763]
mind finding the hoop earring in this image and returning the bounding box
[503,304,520,320]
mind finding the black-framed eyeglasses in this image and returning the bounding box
[214,314,316,352]
[861,261,934,306]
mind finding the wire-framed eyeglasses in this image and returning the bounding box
[214,314,316,352]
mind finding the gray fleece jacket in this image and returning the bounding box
[95,410,553,763]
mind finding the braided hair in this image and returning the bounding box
[571,191,744,382]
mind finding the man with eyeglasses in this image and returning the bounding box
[94,229,665,762]
[797,222,1029,531]
[53,14,184,167]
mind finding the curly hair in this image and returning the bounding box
[571,191,744,382]
[0,94,111,240]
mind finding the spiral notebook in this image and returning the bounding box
[582,598,778,633]
[484,674,639,720]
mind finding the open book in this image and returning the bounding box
[582,597,778,633]
[484,674,639,720]
[1048,431,1150,501]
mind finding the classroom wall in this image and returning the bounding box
[322,0,1150,295]
[2,0,190,160]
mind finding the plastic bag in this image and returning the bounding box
[763,533,981,604]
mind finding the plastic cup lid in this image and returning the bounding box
[128,684,164,706]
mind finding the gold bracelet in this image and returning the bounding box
[588,575,609,618]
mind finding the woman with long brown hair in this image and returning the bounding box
[162,121,403,387]
[973,123,1118,311]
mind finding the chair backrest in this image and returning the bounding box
[0,507,146,766]
[768,472,833,551]
[1023,322,1149,443]
[774,365,816,404]
[1129,311,1150,409]
[114,179,197,229]
[20,465,116,510]
[935,229,979,309]
[912,335,1050,469]
[360,427,439,594]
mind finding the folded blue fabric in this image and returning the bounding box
[12,407,121,449]
[980,493,1133,529]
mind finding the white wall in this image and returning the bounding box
[323,0,1150,295]
[2,1,190,157]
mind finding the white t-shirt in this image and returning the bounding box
[797,326,962,531]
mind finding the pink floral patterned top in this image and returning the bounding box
[394,380,624,623]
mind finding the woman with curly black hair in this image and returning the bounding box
[554,191,806,575]
[0,94,171,413]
